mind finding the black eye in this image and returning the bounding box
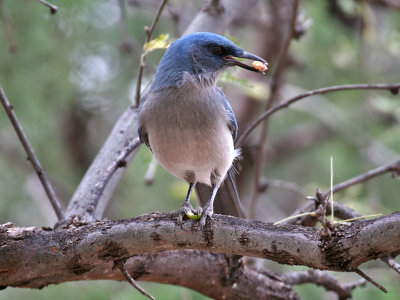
[211,46,225,56]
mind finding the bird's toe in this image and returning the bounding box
[200,205,213,232]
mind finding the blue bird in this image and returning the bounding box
[138,32,267,229]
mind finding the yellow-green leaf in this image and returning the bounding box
[143,34,171,53]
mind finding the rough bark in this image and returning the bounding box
[1,212,399,291]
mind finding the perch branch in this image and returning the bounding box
[2,211,400,288]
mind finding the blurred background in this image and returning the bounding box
[0,0,399,299]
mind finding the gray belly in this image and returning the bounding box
[148,119,234,186]
[139,85,235,185]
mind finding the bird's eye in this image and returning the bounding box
[211,46,225,56]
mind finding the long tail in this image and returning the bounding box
[195,168,246,218]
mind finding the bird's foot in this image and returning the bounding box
[200,205,213,232]
[172,202,201,228]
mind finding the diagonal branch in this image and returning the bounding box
[116,259,155,300]
[90,137,141,210]
[37,0,58,14]
[236,83,400,147]
[134,0,169,107]
[0,85,65,220]
[321,160,400,200]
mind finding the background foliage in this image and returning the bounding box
[0,0,399,299]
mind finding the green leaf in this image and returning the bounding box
[143,34,171,53]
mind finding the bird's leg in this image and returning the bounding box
[174,182,197,227]
[200,184,219,232]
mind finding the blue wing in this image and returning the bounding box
[218,88,238,142]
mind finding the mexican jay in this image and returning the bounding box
[138,32,267,229]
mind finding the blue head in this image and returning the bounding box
[152,32,267,90]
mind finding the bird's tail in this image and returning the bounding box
[195,168,246,218]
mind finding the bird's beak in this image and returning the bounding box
[224,51,268,74]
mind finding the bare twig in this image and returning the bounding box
[236,83,400,147]
[134,0,168,107]
[0,0,17,52]
[321,160,400,200]
[354,268,387,293]
[249,0,300,218]
[37,0,58,14]
[91,137,141,208]
[0,85,65,220]
[116,259,155,300]
[284,269,366,300]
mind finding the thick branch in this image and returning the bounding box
[65,106,141,223]
[2,212,400,289]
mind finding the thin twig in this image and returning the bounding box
[91,137,141,208]
[249,0,300,218]
[134,0,168,107]
[0,85,65,220]
[116,259,155,300]
[354,268,387,293]
[321,160,400,200]
[236,83,400,147]
[37,0,58,14]
[0,0,17,52]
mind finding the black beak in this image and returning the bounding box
[224,51,268,74]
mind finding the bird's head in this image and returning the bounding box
[152,32,268,90]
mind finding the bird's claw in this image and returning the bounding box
[172,202,200,228]
[200,205,213,232]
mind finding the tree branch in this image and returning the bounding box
[134,0,168,107]
[37,0,58,14]
[321,160,400,200]
[116,259,155,300]
[283,269,366,300]
[236,83,400,147]
[0,85,65,221]
[2,211,400,290]
[64,106,141,223]
[90,137,141,210]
